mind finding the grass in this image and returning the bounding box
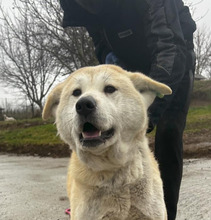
[0,104,211,157]
[185,105,211,133]
[191,80,211,101]
[147,104,211,137]
[0,123,61,146]
[0,80,211,157]
[0,119,69,157]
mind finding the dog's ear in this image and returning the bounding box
[42,82,65,120]
[129,72,172,107]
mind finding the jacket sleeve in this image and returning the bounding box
[144,0,195,124]
[86,26,111,64]
[176,0,196,49]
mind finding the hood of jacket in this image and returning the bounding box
[60,0,100,27]
[74,0,104,14]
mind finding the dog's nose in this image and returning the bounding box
[76,96,96,117]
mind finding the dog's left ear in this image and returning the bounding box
[42,82,65,120]
[129,72,172,108]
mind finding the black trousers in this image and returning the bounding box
[154,69,194,220]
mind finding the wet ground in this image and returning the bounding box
[0,154,210,220]
[0,155,69,220]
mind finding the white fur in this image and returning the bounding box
[43,65,172,220]
[3,114,16,121]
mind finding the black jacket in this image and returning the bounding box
[60,0,196,124]
[60,0,195,77]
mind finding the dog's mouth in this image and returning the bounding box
[79,122,114,147]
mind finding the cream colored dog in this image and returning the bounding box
[43,65,172,220]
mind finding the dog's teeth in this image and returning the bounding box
[82,132,86,138]
[82,131,101,139]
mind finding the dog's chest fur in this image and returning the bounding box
[72,180,153,220]
[69,151,154,220]
[74,184,130,219]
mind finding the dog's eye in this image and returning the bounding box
[139,89,145,93]
[72,89,82,97]
[104,85,117,94]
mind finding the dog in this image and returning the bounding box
[3,114,16,122]
[42,65,172,220]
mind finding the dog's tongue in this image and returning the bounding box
[82,131,101,139]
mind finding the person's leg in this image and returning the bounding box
[154,70,194,220]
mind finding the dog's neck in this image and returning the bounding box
[70,142,148,188]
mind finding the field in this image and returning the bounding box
[0,80,211,158]
[0,119,69,157]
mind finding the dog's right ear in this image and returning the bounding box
[128,72,172,108]
[42,82,65,120]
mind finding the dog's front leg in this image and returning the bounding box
[99,189,131,220]
[102,213,127,220]
[71,186,131,220]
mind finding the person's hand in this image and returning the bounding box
[147,119,155,133]
[105,52,126,69]
[105,52,119,64]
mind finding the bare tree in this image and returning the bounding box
[194,27,211,79]
[184,1,211,79]
[0,2,64,114]
[184,0,209,22]
[0,0,98,115]
[18,0,98,73]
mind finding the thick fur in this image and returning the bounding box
[43,65,171,220]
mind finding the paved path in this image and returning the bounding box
[0,155,69,220]
[177,159,211,220]
[0,155,210,220]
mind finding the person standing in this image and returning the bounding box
[59,1,196,219]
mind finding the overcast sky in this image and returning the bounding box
[0,0,211,108]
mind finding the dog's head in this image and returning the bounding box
[43,65,171,169]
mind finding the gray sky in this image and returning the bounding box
[0,0,211,108]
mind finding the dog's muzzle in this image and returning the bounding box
[76,96,114,147]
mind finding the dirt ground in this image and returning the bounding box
[1,114,211,158]
[1,129,211,158]
[0,154,210,220]
[183,129,211,158]
[148,128,211,159]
